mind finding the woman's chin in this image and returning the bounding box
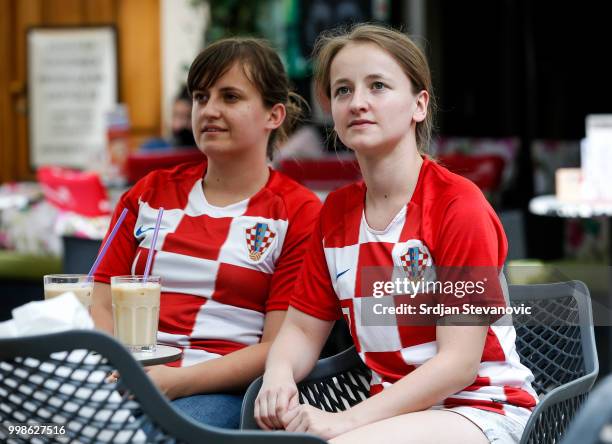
[347,134,410,156]
[198,142,229,156]
[347,138,384,154]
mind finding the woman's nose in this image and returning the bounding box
[199,98,221,118]
[349,87,368,113]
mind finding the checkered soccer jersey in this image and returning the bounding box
[95,161,321,367]
[291,157,538,425]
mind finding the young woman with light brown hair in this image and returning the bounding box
[255,24,537,444]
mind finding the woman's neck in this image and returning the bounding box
[203,154,270,207]
[358,143,423,205]
[356,140,423,231]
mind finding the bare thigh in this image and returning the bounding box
[329,410,489,444]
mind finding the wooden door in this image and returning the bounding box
[0,0,160,182]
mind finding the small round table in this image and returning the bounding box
[530,195,612,217]
[131,345,182,366]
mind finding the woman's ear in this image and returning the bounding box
[265,103,286,130]
[413,90,429,123]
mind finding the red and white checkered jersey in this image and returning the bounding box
[291,157,538,425]
[95,161,321,367]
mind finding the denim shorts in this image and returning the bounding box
[440,406,526,444]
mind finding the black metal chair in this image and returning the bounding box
[512,281,599,443]
[560,373,612,444]
[241,281,599,444]
[0,330,325,443]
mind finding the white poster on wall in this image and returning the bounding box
[28,27,117,169]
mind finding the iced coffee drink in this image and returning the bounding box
[111,275,161,352]
[43,275,93,308]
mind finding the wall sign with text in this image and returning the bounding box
[28,26,118,169]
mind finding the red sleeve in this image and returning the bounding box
[265,198,322,311]
[93,187,140,284]
[434,190,508,311]
[290,215,342,321]
[435,193,507,267]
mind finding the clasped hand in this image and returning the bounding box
[255,379,354,440]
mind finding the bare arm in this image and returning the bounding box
[91,282,113,335]
[146,310,289,399]
[255,307,334,429]
[265,307,334,382]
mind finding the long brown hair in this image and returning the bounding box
[313,24,436,155]
[187,38,307,160]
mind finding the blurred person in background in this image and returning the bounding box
[141,85,196,150]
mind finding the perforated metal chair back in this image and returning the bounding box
[510,281,598,444]
[0,330,325,443]
[241,281,599,444]
[294,345,370,412]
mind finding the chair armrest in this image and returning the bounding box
[0,330,326,443]
[301,345,367,382]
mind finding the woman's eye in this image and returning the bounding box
[335,86,350,97]
[193,93,207,103]
[372,81,385,90]
[224,93,239,102]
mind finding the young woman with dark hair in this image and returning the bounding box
[92,38,321,429]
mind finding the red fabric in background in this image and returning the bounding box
[37,166,110,217]
[437,153,505,192]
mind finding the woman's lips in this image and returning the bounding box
[201,126,228,133]
[349,120,375,128]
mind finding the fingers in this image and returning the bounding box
[255,385,298,430]
[105,370,120,384]
[273,388,295,428]
[268,392,286,429]
[281,404,300,428]
[288,391,299,410]
[255,391,271,430]
[285,407,307,433]
[253,398,265,429]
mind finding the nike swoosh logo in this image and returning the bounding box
[135,226,156,237]
[336,269,350,279]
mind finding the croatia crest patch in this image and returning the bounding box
[399,245,430,281]
[245,223,276,261]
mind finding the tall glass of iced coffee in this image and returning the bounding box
[111,275,161,352]
[44,274,93,308]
